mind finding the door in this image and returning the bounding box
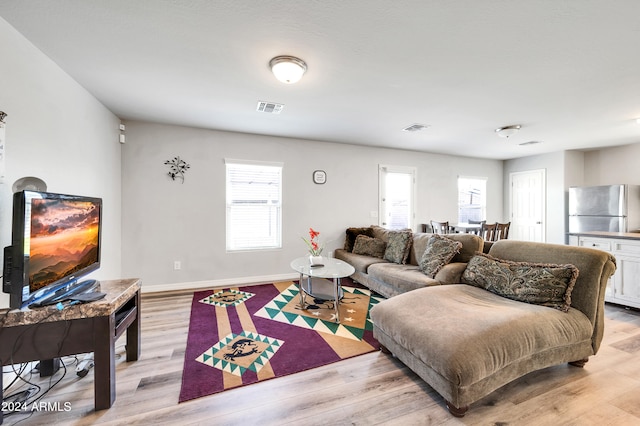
[379,165,416,230]
[510,169,545,242]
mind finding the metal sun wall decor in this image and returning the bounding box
[164,156,191,183]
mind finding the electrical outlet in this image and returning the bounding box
[174,261,181,270]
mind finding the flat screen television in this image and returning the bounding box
[2,190,102,309]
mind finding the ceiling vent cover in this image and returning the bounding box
[402,123,430,132]
[257,101,284,114]
[519,140,542,146]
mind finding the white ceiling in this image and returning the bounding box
[2,0,640,160]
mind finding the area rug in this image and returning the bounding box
[179,278,383,403]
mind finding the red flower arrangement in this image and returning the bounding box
[302,227,323,256]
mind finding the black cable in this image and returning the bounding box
[25,355,67,406]
[2,362,28,392]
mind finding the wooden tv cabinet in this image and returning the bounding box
[0,278,141,423]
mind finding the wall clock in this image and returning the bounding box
[312,170,326,184]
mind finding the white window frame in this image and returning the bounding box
[457,175,487,223]
[378,165,416,230]
[225,159,283,252]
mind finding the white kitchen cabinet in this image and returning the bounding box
[575,235,640,309]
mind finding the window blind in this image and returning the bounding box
[225,160,283,251]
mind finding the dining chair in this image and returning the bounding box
[420,223,431,233]
[482,223,497,241]
[495,222,511,240]
[430,220,450,234]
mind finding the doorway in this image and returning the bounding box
[379,165,416,230]
[510,169,545,242]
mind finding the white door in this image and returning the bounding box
[510,169,545,242]
[379,165,416,230]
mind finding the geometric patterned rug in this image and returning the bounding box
[179,279,383,403]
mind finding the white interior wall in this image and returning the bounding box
[0,17,122,308]
[583,143,640,186]
[121,121,503,291]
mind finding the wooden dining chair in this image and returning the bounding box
[482,223,497,241]
[420,223,431,233]
[430,220,450,234]
[495,222,511,240]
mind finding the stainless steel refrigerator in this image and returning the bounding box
[568,184,640,233]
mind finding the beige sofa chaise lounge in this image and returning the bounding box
[370,240,616,417]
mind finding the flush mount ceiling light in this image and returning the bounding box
[269,55,307,84]
[495,125,521,138]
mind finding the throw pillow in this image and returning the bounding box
[419,234,463,278]
[344,227,375,252]
[352,235,387,258]
[461,253,579,312]
[383,230,412,264]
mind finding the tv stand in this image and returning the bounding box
[0,279,140,423]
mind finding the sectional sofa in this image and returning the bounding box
[334,226,484,299]
[335,226,616,417]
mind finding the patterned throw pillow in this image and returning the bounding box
[352,234,387,258]
[419,234,463,278]
[461,253,579,312]
[383,231,412,264]
[344,227,375,252]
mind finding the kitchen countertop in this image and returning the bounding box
[568,231,640,240]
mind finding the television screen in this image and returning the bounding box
[29,197,100,292]
[3,191,102,309]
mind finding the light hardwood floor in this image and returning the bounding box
[3,289,640,426]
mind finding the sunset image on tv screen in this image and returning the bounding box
[28,198,100,291]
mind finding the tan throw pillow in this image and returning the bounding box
[352,234,387,258]
[383,230,412,264]
[419,234,462,278]
[461,253,579,312]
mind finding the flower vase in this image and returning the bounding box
[309,255,323,266]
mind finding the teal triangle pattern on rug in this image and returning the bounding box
[195,330,284,377]
[254,284,383,341]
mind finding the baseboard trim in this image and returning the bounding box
[140,273,299,293]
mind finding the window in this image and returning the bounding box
[226,159,282,251]
[379,165,416,230]
[458,176,486,223]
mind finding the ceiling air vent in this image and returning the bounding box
[257,101,284,114]
[402,123,430,132]
[519,140,542,146]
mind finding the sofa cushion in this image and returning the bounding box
[367,262,440,293]
[461,253,579,312]
[334,249,388,274]
[352,234,386,258]
[409,233,483,266]
[383,230,413,264]
[419,234,463,278]
[344,227,375,252]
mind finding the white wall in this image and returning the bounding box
[0,17,122,308]
[121,121,503,290]
[583,143,640,186]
